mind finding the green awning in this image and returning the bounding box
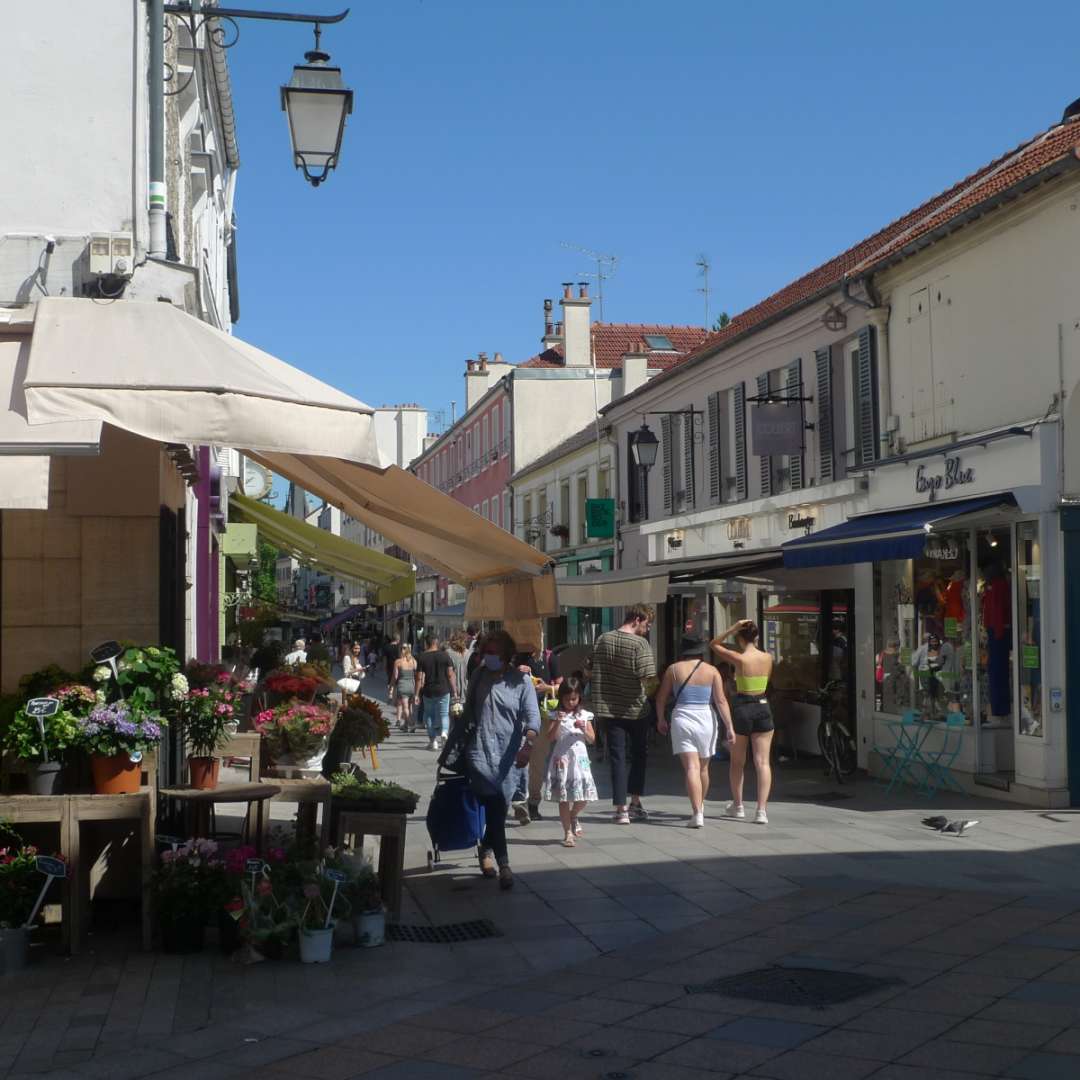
[230,492,415,607]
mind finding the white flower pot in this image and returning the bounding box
[299,923,335,964]
[357,908,385,948]
[0,926,30,976]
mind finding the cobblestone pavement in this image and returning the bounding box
[4,676,1080,1079]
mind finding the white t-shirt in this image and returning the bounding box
[284,649,307,665]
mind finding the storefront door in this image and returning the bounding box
[825,590,855,743]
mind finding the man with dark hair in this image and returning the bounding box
[416,636,458,751]
[590,604,657,824]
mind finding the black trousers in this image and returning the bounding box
[606,717,648,806]
[478,792,509,866]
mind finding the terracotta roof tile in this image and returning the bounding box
[517,323,709,369]
[624,115,1080,400]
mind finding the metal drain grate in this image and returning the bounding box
[686,966,900,1008]
[388,919,502,944]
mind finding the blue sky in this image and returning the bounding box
[226,0,1079,431]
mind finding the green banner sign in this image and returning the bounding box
[585,498,615,540]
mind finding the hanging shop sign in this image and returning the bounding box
[751,402,804,457]
[585,498,616,539]
[915,456,975,502]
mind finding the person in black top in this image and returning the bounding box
[383,635,401,692]
[415,637,458,751]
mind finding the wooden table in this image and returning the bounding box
[159,782,280,851]
[335,810,408,918]
[264,777,332,849]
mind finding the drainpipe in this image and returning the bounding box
[843,277,893,456]
[148,0,167,258]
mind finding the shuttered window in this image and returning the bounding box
[682,411,695,510]
[756,372,772,497]
[734,383,747,501]
[661,414,674,514]
[786,358,803,491]
[855,326,878,466]
[816,346,833,483]
[707,391,722,504]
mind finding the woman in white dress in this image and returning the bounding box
[542,677,598,847]
[656,637,736,828]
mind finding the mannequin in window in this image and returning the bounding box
[911,633,954,720]
[981,560,1012,723]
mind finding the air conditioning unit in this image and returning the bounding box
[88,232,134,277]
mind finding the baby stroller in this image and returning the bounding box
[425,767,486,871]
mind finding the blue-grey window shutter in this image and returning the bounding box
[734,383,747,500]
[786,358,803,490]
[682,411,695,510]
[816,346,833,483]
[756,372,772,497]
[661,414,673,514]
[856,326,878,466]
[707,391,721,503]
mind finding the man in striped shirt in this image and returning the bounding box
[590,604,657,824]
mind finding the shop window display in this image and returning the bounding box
[762,592,822,692]
[977,528,1012,732]
[1015,522,1042,737]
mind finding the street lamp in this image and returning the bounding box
[630,423,660,470]
[281,27,354,187]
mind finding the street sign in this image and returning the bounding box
[585,498,615,540]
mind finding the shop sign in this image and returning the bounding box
[585,498,615,539]
[751,402,804,457]
[788,512,815,535]
[925,540,961,561]
[728,517,751,542]
[915,456,975,502]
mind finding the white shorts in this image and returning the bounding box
[670,704,717,758]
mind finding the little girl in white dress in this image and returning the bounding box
[542,678,598,847]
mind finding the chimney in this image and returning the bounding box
[560,280,592,367]
[542,297,562,350]
[620,339,650,397]
[465,355,491,411]
[478,352,488,372]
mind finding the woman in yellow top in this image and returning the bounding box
[710,619,774,825]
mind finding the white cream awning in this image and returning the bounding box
[25,298,378,463]
[0,332,102,509]
[557,566,669,609]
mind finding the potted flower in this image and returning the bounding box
[349,862,385,948]
[180,679,241,790]
[254,702,334,771]
[0,823,63,974]
[221,845,288,958]
[151,839,227,954]
[262,671,322,705]
[1,693,85,794]
[112,645,183,714]
[77,702,165,794]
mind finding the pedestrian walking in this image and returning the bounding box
[514,642,555,823]
[541,677,598,847]
[447,630,470,712]
[710,620,775,825]
[460,630,540,890]
[392,645,418,731]
[383,634,401,693]
[416,637,458,751]
[655,637,735,828]
[590,604,657,825]
[284,638,307,666]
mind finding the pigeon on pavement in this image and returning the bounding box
[922,815,979,835]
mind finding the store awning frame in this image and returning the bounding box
[781,493,1017,569]
[556,566,670,609]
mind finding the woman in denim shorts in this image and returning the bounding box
[710,620,774,825]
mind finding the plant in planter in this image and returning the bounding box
[292,854,354,964]
[254,702,333,769]
[179,681,241,790]
[220,845,288,958]
[76,702,165,794]
[338,694,391,750]
[348,862,385,948]
[0,822,64,974]
[0,702,82,795]
[112,645,183,714]
[151,839,227,954]
[330,771,419,814]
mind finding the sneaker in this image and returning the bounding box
[725,802,746,819]
[754,808,769,825]
[614,809,631,825]
[498,865,514,891]
[527,801,543,821]
[511,801,531,826]
[628,803,649,822]
[426,737,437,751]
[687,811,704,829]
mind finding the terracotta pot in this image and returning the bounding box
[89,753,141,795]
[187,756,220,790]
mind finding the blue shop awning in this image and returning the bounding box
[782,494,1015,569]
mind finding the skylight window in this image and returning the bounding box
[644,333,674,350]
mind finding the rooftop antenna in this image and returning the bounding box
[696,254,711,328]
[561,242,618,320]
[450,400,457,425]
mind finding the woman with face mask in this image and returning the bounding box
[460,629,541,890]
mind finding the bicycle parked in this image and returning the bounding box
[808,680,857,783]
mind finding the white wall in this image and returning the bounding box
[373,407,428,469]
[512,372,616,473]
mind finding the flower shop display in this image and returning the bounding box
[110,645,183,714]
[330,770,419,814]
[261,671,323,705]
[221,845,290,960]
[151,838,228,954]
[0,822,66,974]
[78,701,165,794]
[349,862,385,949]
[179,669,242,790]
[254,701,333,770]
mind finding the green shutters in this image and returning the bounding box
[816,346,833,484]
[856,326,878,466]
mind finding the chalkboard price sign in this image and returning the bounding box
[26,698,60,718]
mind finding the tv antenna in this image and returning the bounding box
[561,242,618,320]
[696,254,711,328]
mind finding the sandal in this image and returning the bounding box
[561,833,576,848]
[572,820,583,837]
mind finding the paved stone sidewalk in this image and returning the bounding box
[4,676,1080,1078]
